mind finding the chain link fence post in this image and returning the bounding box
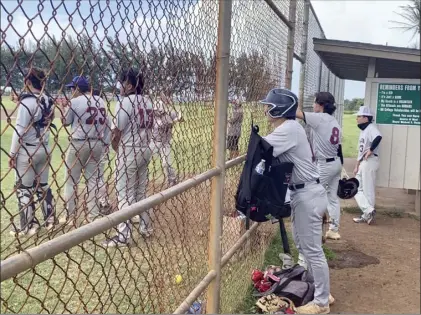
[298,0,310,110]
[206,0,233,313]
[285,0,297,89]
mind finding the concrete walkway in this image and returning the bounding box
[341,158,417,215]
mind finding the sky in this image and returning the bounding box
[291,0,417,100]
[1,0,418,100]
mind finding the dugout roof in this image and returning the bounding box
[313,38,421,81]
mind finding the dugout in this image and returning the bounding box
[312,39,421,215]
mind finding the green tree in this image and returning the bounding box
[344,98,364,111]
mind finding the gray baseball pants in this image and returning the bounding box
[96,146,110,206]
[63,139,103,219]
[354,155,379,219]
[317,158,342,232]
[15,145,55,230]
[115,146,152,241]
[151,141,177,185]
[290,182,330,307]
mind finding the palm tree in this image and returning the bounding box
[390,0,420,43]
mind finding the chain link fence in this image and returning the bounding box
[301,4,344,122]
[1,0,344,313]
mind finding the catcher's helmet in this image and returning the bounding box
[337,177,359,199]
[259,88,298,119]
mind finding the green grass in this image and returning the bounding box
[0,98,270,314]
[341,113,359,158]
[0,102,353,313]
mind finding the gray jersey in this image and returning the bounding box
[227,106,244,137]
[305,112,341,160]
[357,123,381,161]
[10,93,53,155]
[64,95,107,140]
[114,94,153,147]
[152,110,179,143]
[264,120,320,185]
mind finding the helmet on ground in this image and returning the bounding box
[259,88,298,119]
[337,177,359,199]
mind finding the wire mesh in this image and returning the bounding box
[294,0,305,56]
[302,7,323,112]
[219,1,288,311]
[1,0,343,313]
[0,0,218,313]
[302,5,345,127]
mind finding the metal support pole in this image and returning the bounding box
[298,0,310,110]
[317,59,323,92]
[264,0,293,30]
[285,0,297,89]
[206,0,232,313]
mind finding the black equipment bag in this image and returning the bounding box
[234,123,294,254]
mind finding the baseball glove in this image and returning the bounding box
[255,294,296,314]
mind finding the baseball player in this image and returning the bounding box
[296,92,343,240]
[103,67,154,247]
[260,88,332,314]
[150,91,183,187]
[9,67,56,236]
[92,89,111,212]
[60,76,107,224]
[226,96,244,160]
[352,105,382,225]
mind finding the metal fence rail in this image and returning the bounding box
[0,0,344,313]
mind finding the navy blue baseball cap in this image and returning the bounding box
[65,76,90,88]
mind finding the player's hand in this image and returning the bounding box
[9,156,16,169]
[364,150,372,160]
[353,165,359,176]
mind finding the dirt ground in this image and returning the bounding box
[327,211,420,314]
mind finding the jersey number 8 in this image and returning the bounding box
[329,127,340,145]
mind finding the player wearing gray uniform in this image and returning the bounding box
[151,93,183,187]
[103,68,154,247]
[226,96,244,160]
[260,89,331,314]
[61,76,107,223]
[352,106,382,225]
[9,68,56,236]
[296,92,344,241]
[92,89,111,212]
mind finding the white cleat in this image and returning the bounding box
[325,230,341,240]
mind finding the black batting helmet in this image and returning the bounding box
[259,88,298,119]
[337,177,359,199]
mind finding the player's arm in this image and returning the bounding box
[364,127,382,160]
[62,99,75,127]
[337,145,344,165]
[264,127,297,157]
[300,112,322,129]
[172,111,184,123]
[111,102,128,151]
[103,116,112,147]
[296,107,305,120]
[9,99,32,166]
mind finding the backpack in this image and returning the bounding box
[20,93,57,137]
[235,124,294,228]
[253,265,315,307]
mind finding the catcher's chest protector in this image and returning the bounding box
[235,124,294,229]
